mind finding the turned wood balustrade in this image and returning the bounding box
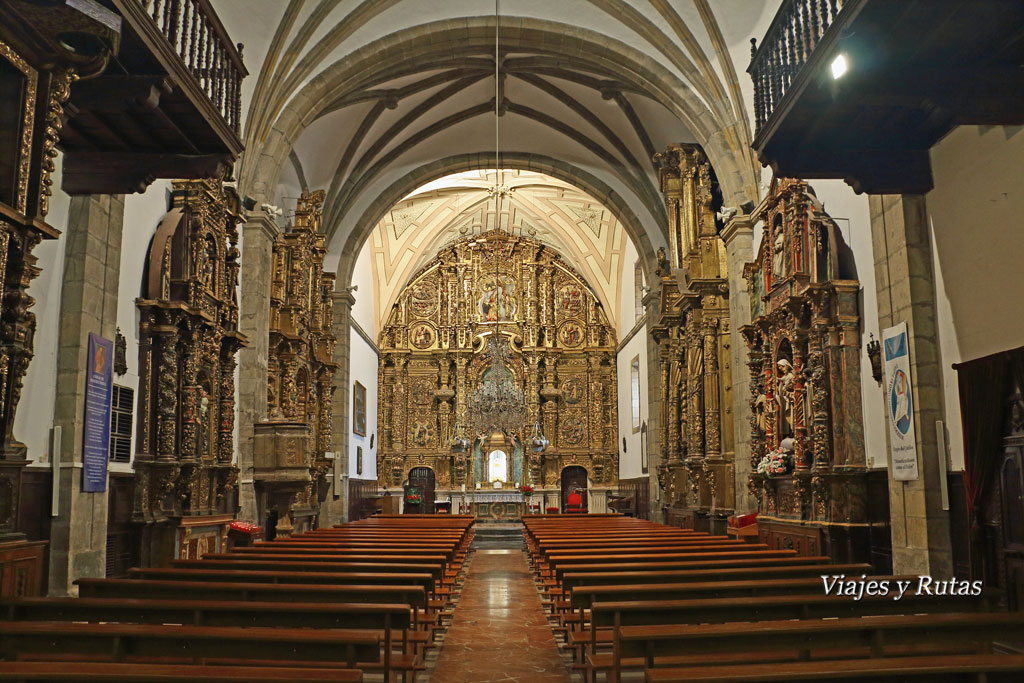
[140,0,245,134]
[748,0,847,135]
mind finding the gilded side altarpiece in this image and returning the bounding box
[134,179,247,564]
[650,144,735,529]
[254,190,337,537]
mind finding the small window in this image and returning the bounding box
[634,260,644,322]
[109,385,134,463]
[631,356,641,432]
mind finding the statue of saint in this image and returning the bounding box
[776,358,795,436]
[773,228,786,278]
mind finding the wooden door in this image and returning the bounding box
[560,466,588,512]
[406,467,436,514]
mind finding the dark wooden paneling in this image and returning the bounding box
[17,468,51,543]
[347,479,379,521]
[867,469,893,574]
[105,473,139,578]
[614,476,651,519]
[758,518,822,558]
[948,471,972,578]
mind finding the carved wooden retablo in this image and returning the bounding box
[650,143,735,527]
[254,190,337,537]
[134,179,246,564]
[377,230,617,491]
[741,176,874,561]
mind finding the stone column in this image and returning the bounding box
[236,211,279,523]
[326,288,356,524]
[49,194,124,595]
[722,215,755,514]
[869,194,953,577]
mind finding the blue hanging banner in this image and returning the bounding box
[82,332,113,493]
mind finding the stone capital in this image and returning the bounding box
[721,214,754,246]
[243,211,281,242]
[332,288,357,308]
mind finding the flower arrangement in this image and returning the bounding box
[519,484,534,496]
[756,450,794,477]
[405,487,423,505]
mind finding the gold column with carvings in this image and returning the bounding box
[652,144,735,531]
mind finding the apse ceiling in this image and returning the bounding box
[362,169,631,337]
[217,0,777,280]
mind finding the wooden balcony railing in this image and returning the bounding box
[748,0,848,136]
[140,0,245,135]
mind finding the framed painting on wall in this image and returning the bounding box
[356,445,363,475]
[353,381,367,436]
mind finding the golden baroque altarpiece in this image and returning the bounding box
[254,190,337,537]
[134,179,247,564]
[377,231,618,490]
[0,5,116,540]
[741,176,876,562]
[650,144,735,530]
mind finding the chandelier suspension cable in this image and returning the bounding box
[494,0,503,234]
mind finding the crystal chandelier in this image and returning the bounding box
[466,334,527,437]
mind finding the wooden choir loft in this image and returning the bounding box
[0,0,1020,681]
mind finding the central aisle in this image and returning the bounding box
[428,548,572,682]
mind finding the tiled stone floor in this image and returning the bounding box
[427,549,574,682]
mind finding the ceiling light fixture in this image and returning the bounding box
[830,53,848,80]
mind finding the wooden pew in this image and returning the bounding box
[615,612,1024,683]
[1,596,412,675]
[0,662,364,682]
[0,622,379,671]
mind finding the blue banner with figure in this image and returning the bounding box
[82,332,113,493]
[882,322,919,481]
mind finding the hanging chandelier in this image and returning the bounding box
[466,333,527,438]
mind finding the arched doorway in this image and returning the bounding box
[561,466,589,513]
[405,467,436,514]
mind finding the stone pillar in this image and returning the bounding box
[236,211,279,524]
[722,215,755,514]
[49,194,124,595]
[327,288,356,524]
[869,194,953,576]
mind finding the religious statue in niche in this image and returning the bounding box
[558,284,585,316]
[776,356,796,438]
[410,324,434,349]
[477,273,517,322]
[559,322,584,348]
[772,222,785,278]
[561,376,584,404]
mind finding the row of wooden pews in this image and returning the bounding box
[0,514,474,682]
[525,514,1024,682]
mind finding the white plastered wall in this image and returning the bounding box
[927,125,1024,471]
[617,237,648,480]
[347,239,379,482]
